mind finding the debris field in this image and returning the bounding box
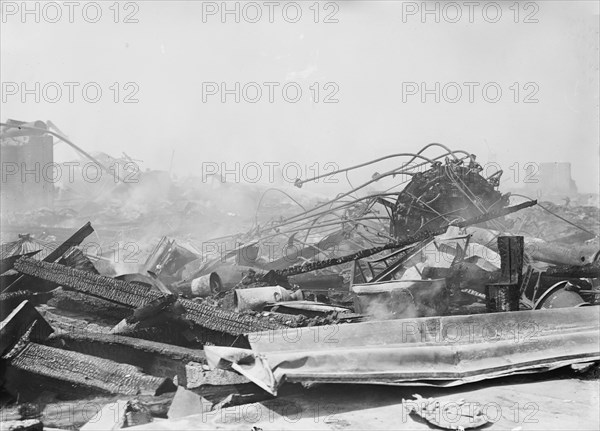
[1,121,599,430]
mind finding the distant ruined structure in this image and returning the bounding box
[524,162,578,199]
[1,120,54,213]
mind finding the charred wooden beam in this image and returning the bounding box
[180,297,292,334]
[497,236,524,286]
[122,324,241,349]
[46,330,207,363]
[14,257,290,335]
[44,330,206,386]
[48,289,131,322]
[4,342,174,396]
[544,262,600,279]
[16,257,160,307]
[0,251,38,274]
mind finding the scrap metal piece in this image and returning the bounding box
[469,227,599,267]
[144,237,197,279]
[171,272,223,298]
[403,394,490,430]
[392,160,508,239]
[167,387,212,420]
[205,306,600,395]
[267,301,352,315]
[263,229,348,270]
[534,281,590,309]
[234,286,303,312]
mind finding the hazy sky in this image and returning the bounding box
[2,1,599,193]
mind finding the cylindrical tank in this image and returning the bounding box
[234,286,303,311]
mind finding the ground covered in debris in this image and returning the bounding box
[1,136,599,430]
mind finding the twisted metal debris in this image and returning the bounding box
[260,200,536,280]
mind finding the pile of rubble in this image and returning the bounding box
[505,200,600,244]
[1,141,599,430]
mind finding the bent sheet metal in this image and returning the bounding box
[205,306,600,395]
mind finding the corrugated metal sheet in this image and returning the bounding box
[205,306,600,395]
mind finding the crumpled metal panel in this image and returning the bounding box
[205,306,600,395]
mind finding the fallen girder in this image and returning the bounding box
[14,257,291,335]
